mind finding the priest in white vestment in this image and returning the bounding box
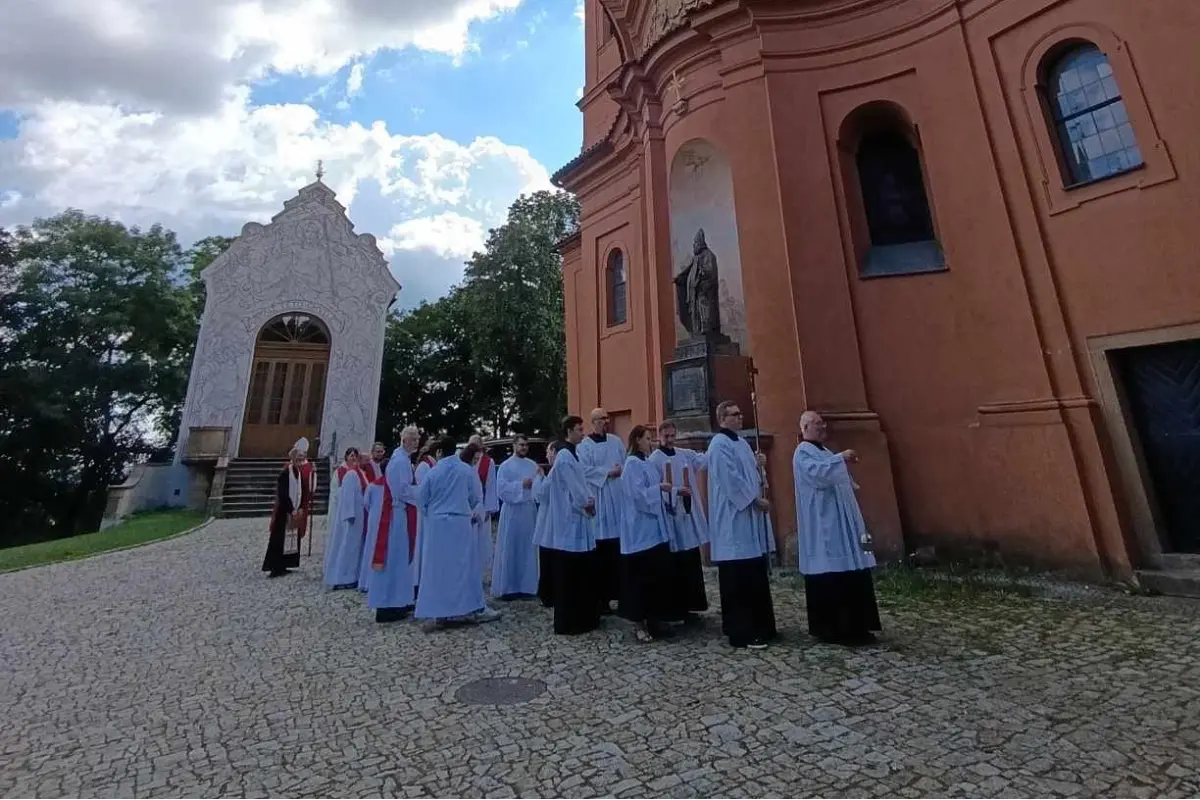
[491,435,541,599]
[706,400,778,650]
[577,408,626,613]
[366,439,419,622]
[648,420,710,622]
[619,426,674,643]
[323,448,367,589]
[415,439,500,628]
[793,410,882,646]
[539,416,600,635]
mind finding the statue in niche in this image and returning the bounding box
[673,228,722,340]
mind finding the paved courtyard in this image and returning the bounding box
[1,518,1198,798]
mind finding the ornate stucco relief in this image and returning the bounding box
[175,181,399,460]
[641,0,718,51]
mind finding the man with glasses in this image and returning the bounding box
[705,400,777,649]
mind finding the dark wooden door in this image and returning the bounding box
[1118,339,1200,553]
[239,314,330,458]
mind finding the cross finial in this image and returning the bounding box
[668,71,688,114]
[315,159,325,181]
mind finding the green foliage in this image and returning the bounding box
[377,291,479,444]
[379,189,578,441]
[0,211,198,542]
[0,509,207,572]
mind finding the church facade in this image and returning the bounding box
[175,178,399,466]
[554,0,1200,581]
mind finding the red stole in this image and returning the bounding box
[361,462,378,483]
[371,476,392,570]
[476,454,492,488]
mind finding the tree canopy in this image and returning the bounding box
[379,189,578,442]
[0,211,199,542]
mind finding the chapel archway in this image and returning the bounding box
[239,312,331,457]
[668,139,749,353]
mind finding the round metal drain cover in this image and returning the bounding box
[455,677,547,705]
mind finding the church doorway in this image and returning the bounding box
[1114,337,1200,554]
[239,313,331,458]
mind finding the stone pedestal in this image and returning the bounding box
[663,334,756,433]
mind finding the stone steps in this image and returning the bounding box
[1137,554,1200,598]
[218,457,330,519]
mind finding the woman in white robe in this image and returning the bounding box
[618,426,674,643]
[323,448,367,590]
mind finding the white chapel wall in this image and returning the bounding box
[174,183,398,463]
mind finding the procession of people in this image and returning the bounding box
[267,404,882,648]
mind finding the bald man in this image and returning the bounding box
[793,411,881,646]
[576,408,626,613]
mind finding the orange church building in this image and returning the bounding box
[552,0,1200,584]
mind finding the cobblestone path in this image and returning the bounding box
[1,518,1198,798]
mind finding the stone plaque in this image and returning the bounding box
[667,362,708,415]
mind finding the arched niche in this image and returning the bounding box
[668,138,748,353]
[240,312,331,457]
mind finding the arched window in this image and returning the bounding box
[851,119,944,277]
[258,313,330,345]
[605,249,627,327]
[1045,43,1143,186]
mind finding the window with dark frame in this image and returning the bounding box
[606,249,627,327]
[856,130,937,249]
[1045,43,1143,186]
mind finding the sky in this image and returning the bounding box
[0,0,588,308]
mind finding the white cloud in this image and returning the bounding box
[0,0,524,114]
[575,1,585,26]
[389,212,486,261]
[346,63,366,98]
[0,88,551,306]
[0,0,556,308]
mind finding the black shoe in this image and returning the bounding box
[682,612,703,627]
[268,569,290,578]
[746,638,769,650]
[375,608,412,623]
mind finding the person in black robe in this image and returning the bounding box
[547,417,601,635]
[262,448,305,577]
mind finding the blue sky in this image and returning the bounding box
[0,0,587,306]
[250,0,583,173]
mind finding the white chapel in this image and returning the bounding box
[167,172,399,512]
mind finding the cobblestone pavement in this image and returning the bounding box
[2,518,1199,798]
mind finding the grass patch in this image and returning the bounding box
[874,563,1043,607]
[0,509,208,573]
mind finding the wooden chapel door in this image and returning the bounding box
[239,314,330,458]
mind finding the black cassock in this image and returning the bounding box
[262,468,300,574]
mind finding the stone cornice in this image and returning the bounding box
[556,0,952,190]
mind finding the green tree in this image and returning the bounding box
[376,292,480,445]
[185,235,235,310]
[457,190,578,437]
[0,211,197,543]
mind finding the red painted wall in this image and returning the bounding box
[560,0,1200,578]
